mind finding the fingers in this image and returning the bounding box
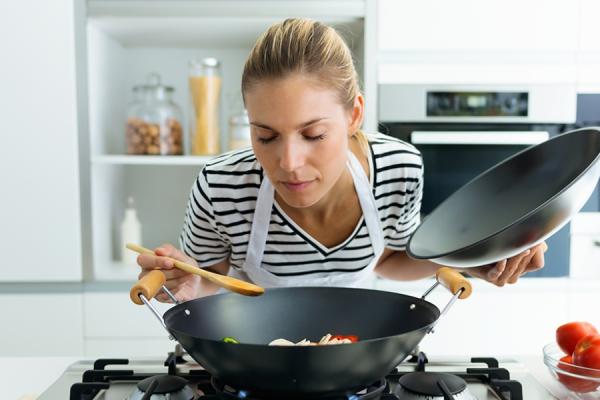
[138,268,188,280]
[137,270,199,302]
[525,243,546,273]
[492,250,529,286]
[155,243,194,265]
[135,243,201,304]
[496,242,547,285]
[506,249,536,284]
[156,275,201,303]
[154,243,178,258]
[155,292,174,303]
[475,242,548,287]
[137,243,196,272]
[137,253,174,271]
[487,259,506,281]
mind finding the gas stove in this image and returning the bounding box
[40,346,554,399]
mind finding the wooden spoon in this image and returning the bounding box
[126,243,265,296]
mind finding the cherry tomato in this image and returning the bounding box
[574,334,600,369]
[331,335,359,343]
[557,354,600,393]
[557,322,598,354]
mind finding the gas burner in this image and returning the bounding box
[210,377,388,400]
[64,351,527,400]
[129,374,195,400]
[395,372,475,400]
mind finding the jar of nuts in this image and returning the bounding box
[126,74,184,155]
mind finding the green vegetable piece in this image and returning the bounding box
[223,336,239,344]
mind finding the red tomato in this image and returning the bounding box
[331,335,359,343]
[557,355,600,393]
[557,322,598,354]
[574,334,600,369]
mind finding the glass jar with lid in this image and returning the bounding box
[228,109,251,150]
[189,58,221,155]
[125,73,184,155]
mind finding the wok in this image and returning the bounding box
[408,127,600,268]
[130,267,471,395]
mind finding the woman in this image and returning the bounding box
[138,18,547,302]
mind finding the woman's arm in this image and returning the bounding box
[375,243,547,286]
[198,258,231,297]
[374,248,441,280]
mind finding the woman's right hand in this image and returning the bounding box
[137,243,201,302]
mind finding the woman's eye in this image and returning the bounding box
[257,136,276,144]
[304,133,326,141]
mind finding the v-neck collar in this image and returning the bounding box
[271,149,374,256]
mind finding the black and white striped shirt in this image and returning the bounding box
[179,133,423,279]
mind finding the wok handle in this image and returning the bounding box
[130,270,166,305]
[436,267,472,299]
[423,268,472,334]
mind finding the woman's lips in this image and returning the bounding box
[282,180,313,192]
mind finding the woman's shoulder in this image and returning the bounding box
[366,132,422,172]
[367,132,419,152]
[203,147,259,171]
[200,148,262,182]
[195,148,263,202]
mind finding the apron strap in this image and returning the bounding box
[244,177,274,271]
[347,151,385,257]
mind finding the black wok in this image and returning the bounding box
[408,127,600,267]
[130,267,471,394]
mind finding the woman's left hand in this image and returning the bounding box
[466,242,548,286]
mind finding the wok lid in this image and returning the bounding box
[407,128,600,266]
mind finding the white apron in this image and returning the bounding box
[227,152,385,289]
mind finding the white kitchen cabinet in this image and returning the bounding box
[378,0,578,53]
[83,290,178,357]
[376,0,580,85]
[0,290,84,356]
[578,0,600,53]
[83,0,372,281]
[575,0,600,92]
[0,0,83,281]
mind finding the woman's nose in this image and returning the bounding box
[279,140,305,172]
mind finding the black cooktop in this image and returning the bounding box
[69,350,522,400]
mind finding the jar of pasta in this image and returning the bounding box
[125,73,184,155]
[189,58,221,155]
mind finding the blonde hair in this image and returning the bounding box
[241,18,368,153]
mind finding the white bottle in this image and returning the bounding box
[121,196,142,266]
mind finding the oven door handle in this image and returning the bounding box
[411,131,549,145]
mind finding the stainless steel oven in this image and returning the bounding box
[378,84,577,276]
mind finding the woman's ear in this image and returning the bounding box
[348,94,365,135]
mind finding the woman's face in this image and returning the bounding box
[245,74,363,209]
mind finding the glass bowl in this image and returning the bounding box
[544,342,600,398]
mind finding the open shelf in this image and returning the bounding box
[92,155,215,166]
[88,0,365,48]
[85,1,370,282]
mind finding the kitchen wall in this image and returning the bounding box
[1,0,599,361]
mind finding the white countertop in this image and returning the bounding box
[2,357,79,400]
[518,355,576,399]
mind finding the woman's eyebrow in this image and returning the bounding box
[250,118,328,131]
